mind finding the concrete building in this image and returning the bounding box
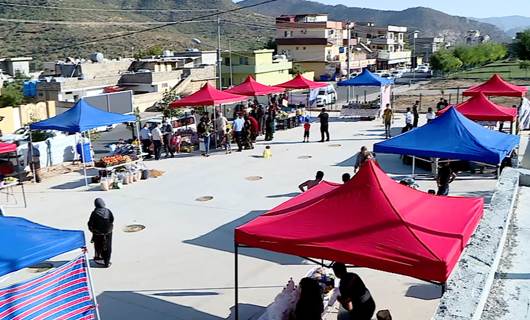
[409,35,446,63]
[0,57,32,77]
[220,49,292,87]
[465,30,490,44]
[352,23,411,69]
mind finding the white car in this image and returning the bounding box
[416,66,431,73]
[316,84,337,106]
[391,70,403,78]
[1,127,65,143]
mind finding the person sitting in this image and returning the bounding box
[292,277,324,320]
[332,262,376,320]
[354,146,374,173]
[299,171,324,192]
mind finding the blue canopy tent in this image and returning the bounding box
[337,68,394,87]
[30,99,137,187]
[374,107,520,174]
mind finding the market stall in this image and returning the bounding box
[233,160,484,320]
[276,74,327,121]
[463,74,528,97]
[30,99,137,188]
[0,142,26,207]
[374,107,520,176]
[0,216,99,319]
[337,69,393,120]
[225,75,284,96]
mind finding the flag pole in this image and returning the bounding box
[83,248,101,320]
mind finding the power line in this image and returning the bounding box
[0,17,217,26]
[0,2,220,12]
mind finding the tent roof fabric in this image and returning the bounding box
[374,107,520,164]
[437,93,517,121]
[170,83,248,108]
[225,75,285,96]
[463,74,528,97]
[275,74,328,90]
[0,216,85,277]
[30,99,135,133]
[0,142,16,154]
[235,161,483,283]
[337,68,394,87]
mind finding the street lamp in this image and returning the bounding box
[412,30,419,83]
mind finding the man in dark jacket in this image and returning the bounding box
[88,198,114,268]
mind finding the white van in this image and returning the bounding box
[316,84,337,106]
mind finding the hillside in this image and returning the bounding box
[238,0,509,43]
[476,16,530,37]
[0,0,274,66]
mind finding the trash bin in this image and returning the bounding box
[76,143,92,163]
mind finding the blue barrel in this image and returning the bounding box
[76,143,92,163]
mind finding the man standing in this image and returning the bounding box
[405,107,413,131]
[232,114,245,152]
[382,104,393,139]
[151,123,163,160]
[318,108,330,142]
[436,98,445,111]
[437,162,456,195]
[139,123,152,158]
[412,101,420,128]
[215,112,228,146]
[332,262,376,320]
[26,142,41,183]
[298,171,324,192]
[162,120,173,158]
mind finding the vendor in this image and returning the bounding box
[332,262,376,320]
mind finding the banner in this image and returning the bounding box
[519,97,530,130]
[0,255,96,320]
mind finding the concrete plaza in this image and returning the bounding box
[4,114,497,320]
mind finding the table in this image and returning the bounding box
[0,181,27,208]
[94,159,143,172]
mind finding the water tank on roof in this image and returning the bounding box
[23,80,38,97]
[89,52,104,63]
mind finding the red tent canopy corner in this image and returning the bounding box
[276,74,328,90]
[463,74,528,97]
[0,142,17,154]
[437,93,517,121]
[169,83,248,108]
[235,160,484,283]
[225,75,285,96]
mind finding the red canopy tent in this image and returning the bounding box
[0,142,16,154]
[169,83,248,108]
[463,74,528,97]
[225,75,285,96]
[437,93,517,122]
[0,142,26,207]
[235,160,483,283]
[275,74,328,90]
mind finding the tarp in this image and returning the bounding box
[373,107,520,164]
[236,160,483,283]
[463,74,528,97]
[170,83,248,108]
[0,216,85,277]
[437,93,517,121]
[30,99,135,133]
[225,75,285,96]
[275,74,328,90]
[0,142,16,154]
[337,68,394,87]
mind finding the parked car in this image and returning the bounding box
[1,127,65,143]
[416,66,431,73]
[391,70,404,78]
[145,112,197,133]
[316,84,337,106]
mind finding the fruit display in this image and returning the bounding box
[3,177,18,184]
[95,155,132,168]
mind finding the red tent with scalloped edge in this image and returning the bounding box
[437,92,517,121]
[235,160,484,283]
[275,74,328,90]
[0,142,16,154]
[463,74,527,97]
[169,83,248,108]
[225,75,285,96]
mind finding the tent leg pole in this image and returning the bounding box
[80,132,89,189]
[28,130,36,184]
[135,121,143,161]
[15,153,27,208]
[234,242,239,320]
[83,248,102,320]
[412,156,416,178]
[441,282,447,295]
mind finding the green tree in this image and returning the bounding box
[453,43,507,68]
[515,29,530,60]
[520,60,530,78]
[430,50,463,74]
[158,89,184,119]
[134,45,165,59]
[0,81,24,107]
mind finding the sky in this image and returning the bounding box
[310,0,529,18]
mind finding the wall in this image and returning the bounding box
[278,44,327,61]
[0,101,56,134]
[255,70,292,86]
[294,62,326,79]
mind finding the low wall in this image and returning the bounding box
[432,168,520,320]
[18,134,78,168]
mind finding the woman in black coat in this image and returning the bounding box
[88,198,114,268]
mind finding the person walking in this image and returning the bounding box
[382,104,393,139]
[265,111,275,141]
[412,101,419,128]
[318,108,330,142]
[333,262,376,320]
[405,107,413,131]
[26,142,41,183]
[151,123,163,160]
[139,123,152,158]
[426,107,436,123]
[303,119,311,142]
[233,114,245,152]
[197,116,212,157]
[215,112,228,146]
[436,162,456,196]
[88,198,114,268]
[298,171,324,192]
[161,120,173,158]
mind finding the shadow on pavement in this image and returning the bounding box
[183,210,306,265]
[405,283,443,300]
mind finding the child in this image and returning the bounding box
[263,145,272,159]
[169,133,181,157]
[222,128,232,154]
[303,119,311,142]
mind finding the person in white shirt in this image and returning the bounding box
[426,107,436,123]
[215,112,228,146]
[405,107,413,131]
[139,124,152,158]
[151,123,163,160]
[232,114,245,152]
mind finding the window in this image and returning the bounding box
[224,57,230,66]
[239,57,249,65]
[284,31,288,37]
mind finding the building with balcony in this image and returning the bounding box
[409,35,446,63]
[221,49,292,87]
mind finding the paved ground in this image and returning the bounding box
[0,114,497,320]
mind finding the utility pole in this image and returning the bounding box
[228,39,233,87]
[346,22,352,103]
[217,15,222,89]
[412,30,418,84]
